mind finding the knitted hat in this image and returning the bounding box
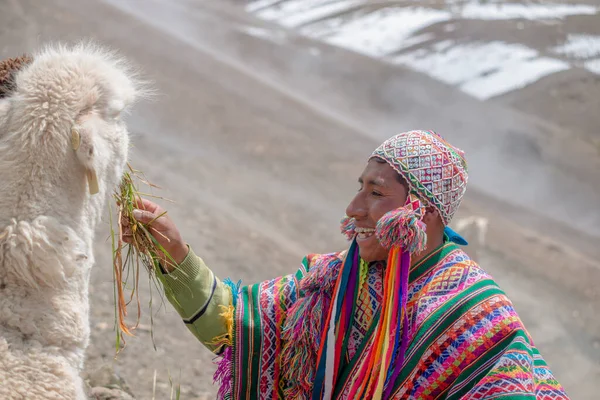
[370,130,468,226]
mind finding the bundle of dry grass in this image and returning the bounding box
[110,164,174,352]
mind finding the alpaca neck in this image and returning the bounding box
[0,215,94,288]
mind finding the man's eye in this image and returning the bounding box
[372,191,382,197]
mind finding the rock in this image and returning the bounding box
[89,387,135,400]
[85,363,135,399]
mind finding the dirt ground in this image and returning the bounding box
[1,0,599,399]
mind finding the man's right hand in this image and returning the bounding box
[121,198,189,273]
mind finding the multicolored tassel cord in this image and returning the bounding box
[313,195,428,399]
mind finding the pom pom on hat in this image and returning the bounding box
[340,216,356,241]
[376,206,427,255]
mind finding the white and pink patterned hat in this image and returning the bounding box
[370,130,468,226]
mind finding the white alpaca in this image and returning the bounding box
[0,43,141,399]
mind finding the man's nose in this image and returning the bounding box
[346,192,367,219]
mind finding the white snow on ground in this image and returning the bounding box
[393,41,569,99]
[584,58,600,74]
[318,8,452,57]
[455,2,597,20]
[245,0,599,98]
[552,34,600,59]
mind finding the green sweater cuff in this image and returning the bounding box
[157,247,232,352]
[159,247,201,296]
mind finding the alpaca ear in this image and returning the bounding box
[71,125,99,195]
[107,99,125,119]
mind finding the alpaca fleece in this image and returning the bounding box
[0,43,142,400]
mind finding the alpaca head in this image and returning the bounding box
[0,43,142,234]
[0,43,143,286]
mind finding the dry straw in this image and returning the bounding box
[109,165,184,397]
[109,164,176,353]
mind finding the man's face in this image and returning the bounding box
[346,159,408,262]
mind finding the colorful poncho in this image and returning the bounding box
[214,241,569,399]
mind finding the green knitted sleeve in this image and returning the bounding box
[156,247,232,353]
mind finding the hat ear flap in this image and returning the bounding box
[376,206,427,254]
[376,193,428,254]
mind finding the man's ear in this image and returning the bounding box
[422,206,440,225]
[71,125,99,195]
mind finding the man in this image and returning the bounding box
[125,130,568,399]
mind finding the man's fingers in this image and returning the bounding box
[132,209,159,225]
[122,226,133,243]
[121,215,130,228]
[133,197,161,214]
[150,226,171,242]
[129,198,169,228]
